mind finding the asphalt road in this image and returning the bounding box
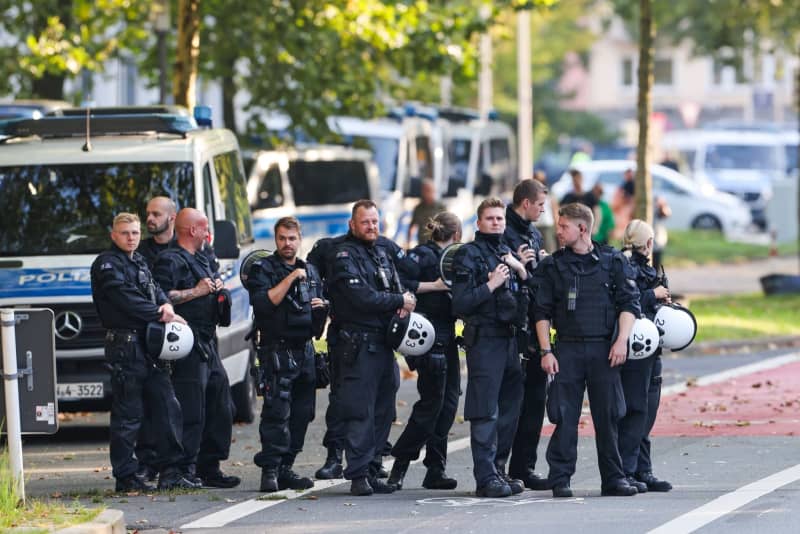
[15,347,800,534]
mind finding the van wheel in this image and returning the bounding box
[691,214,722,232]
[231,356,258,424]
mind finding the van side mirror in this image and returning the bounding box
[213,220,240,259]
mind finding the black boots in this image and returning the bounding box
[260,468,279,492]
[635,471,673,492]
[387,460,410,490]
[315,448,343,479]
[278,465,314,490]
[422,468,458,490]
[198,468,241,489]
[157,468,202,491]
[116,475,155,493]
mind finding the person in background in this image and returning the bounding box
[407,179,445,249]
[652,196,671,272]
[611,168,636,235]
[533,170,559,252]
[591,182,615,245]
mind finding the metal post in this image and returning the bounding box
[1,309,25,504]
[478,3,493,121]
[158,31,168,104]
[517,9,533,181]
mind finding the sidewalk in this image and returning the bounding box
[666,255,798,297]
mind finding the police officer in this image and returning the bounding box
[90,212,196,492]
[618,220,673,492]
[534,203,640,498]
[138,196,177,268]
[328,199,416,496]
[152,208,240,489]
[500,179,551,490]
[451,198,528,498]
[245,216,328,492]
[387,211,462,491]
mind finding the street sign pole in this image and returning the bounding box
[1,309,25,504]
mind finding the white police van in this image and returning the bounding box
[0,106,259,423]
[246,145,380,255]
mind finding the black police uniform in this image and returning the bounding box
[390,240,461,487]
[618,251,671,491]
[501,205,549,486]
[90,244,184,490]
[137,237,170,269]
[245,252,325,489]
[451,231,524,495]
[153,245,235,484]
[533,244,640,493]
[327,233,404,490]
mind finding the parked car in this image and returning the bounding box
[551,160,752,237]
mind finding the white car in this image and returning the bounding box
[551,160,752,237]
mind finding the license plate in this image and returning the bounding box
[56,382,104,400]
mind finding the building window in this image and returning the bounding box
[622,58,634,86]
[654,58,673,85]
[713,58,747,85]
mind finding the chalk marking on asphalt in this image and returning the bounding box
[181,352,800,529]
[646,462,800,534]
[180,436,472,529]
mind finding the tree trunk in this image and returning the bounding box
[173,0,201,109]
[635,0,654,225]
[222,72,237,134]
[31,72,66,100]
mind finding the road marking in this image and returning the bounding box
[181,352,800,529]
[647,462,800,534]
[181,437,472,529]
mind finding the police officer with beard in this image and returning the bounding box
[152,208,240,489]
[387,211,462,491]
[534,203,640,498]
[452,197,528,498]
[246,217,328,492]
[328,199,416,496]
[618,220,672,493]
[90,212,194,492]
[500,179,551,490]
[138,196,177,268]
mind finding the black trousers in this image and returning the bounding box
[335,335,398,480]
[637,356,663,474]
[391,335,461,471]
[464,334,523,487]
[171,336,234,475]
[106,337,183,480]
[618,352,659,475]
[254,343,316,469]
[545,340,626,489]
[506,357,548,477]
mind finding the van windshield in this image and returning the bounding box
[704,144,781,171]
[0,162,195,256]
[352,136,398,192]
[288,159,370,206]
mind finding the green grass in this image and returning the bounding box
[691,293,800,342]
[0,448,101,532]
[656,230,798,267]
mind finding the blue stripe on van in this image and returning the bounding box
[0,268,91,299]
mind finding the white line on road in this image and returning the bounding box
[647,462,800,534]
[180,437,472,529]
[181,351,800,529]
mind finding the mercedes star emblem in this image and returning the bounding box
[54,310,83,341]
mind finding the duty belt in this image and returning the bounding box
[556,335,612,343]
[261,338,309,350]
[339,323,388,345]
[475,324,517,337]
[105,329,140,344]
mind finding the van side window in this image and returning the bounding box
[407,136,433,197]
[213,150,253,242]
[203,163,216,220]
[256,164,284,209]
[490,138,510,163]
[446,139,470,197]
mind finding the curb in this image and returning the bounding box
[678,335,800,357]
[54,509,125,534]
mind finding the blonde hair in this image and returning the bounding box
[426,211,461,243]
[113,212,140,227]
[623,219,654,252]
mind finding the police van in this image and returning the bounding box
[246,145,380,255]
[0,106,259,423]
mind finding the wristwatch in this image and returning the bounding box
[541,348,553,357]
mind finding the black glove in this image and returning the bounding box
[315,351,331,389]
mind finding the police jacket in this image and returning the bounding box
[90,244,168,330]
[153,244,221,336]
[137,237,169,270]
[451,231,524,327]
[328,233,405,332]
[246,253,324,343]
[397,240,453,330]
[533,243,640,339]
[503,205,544,277]
[628,251,661,320]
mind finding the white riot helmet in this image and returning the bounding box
[628,317,660,360]
[145,321,195,361]
[387,312,436,356]
[654,303,697,351]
